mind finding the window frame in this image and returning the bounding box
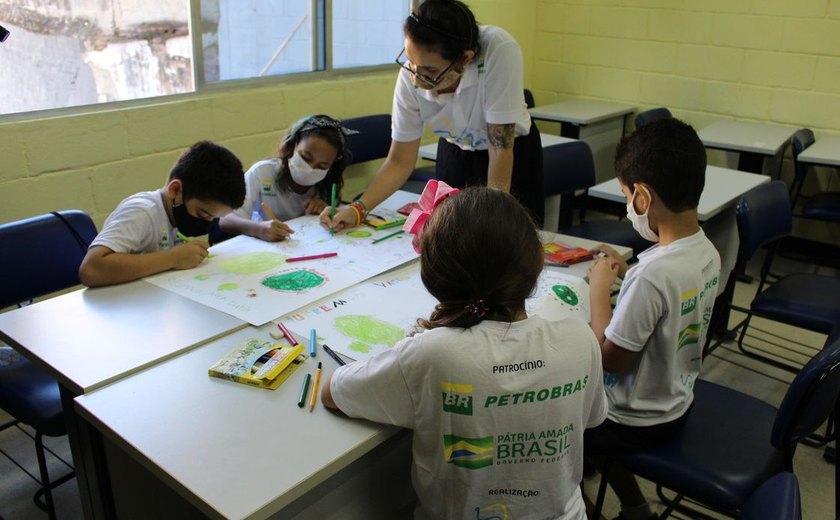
[0,0,418,122]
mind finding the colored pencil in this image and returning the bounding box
[372,230,404,244]
[261,202,279,222]
[286,252,338,263]
[309,362,322,412]
[329,183,337,236]
[297,373,311,408]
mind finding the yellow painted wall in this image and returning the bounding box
[5,0,839,237]
[531,0,840,243]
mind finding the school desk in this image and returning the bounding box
[417,132,576,161]
[72,231,631,519]
[698,120,797,176]
[0,279,247,518]
[528,100,636,184]
[797,135,840,167]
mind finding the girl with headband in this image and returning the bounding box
[220,114,352,241]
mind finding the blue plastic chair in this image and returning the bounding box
[0,210,96,518]
[593,324,840,519]
[634,107,672,129]
[738,473,801,520]
[730,181,840,372]
[790,128,840,223]
[341,113,392,165]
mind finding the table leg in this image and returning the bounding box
[61,386,115,519]
[560,123,580,140]
[736,152,764,174]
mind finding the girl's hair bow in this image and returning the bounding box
[402,179,460,253]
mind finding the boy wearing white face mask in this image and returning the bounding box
[583,119,721,520]
[220,115,352,242]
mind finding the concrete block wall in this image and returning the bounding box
[0,73,396,227]
[531,0,840,243]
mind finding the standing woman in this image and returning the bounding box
[321,0,543,230]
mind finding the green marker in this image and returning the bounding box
[330,183,337,236]
[176,231,190,242]
[372,229,405,244]
[297,373,312,408]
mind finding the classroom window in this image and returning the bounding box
[0,0,411,116]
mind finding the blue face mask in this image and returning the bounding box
[173,201,214,236]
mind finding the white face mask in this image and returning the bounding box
[626,185,660,242]
[288,151,329,186]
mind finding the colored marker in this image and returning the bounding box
[322,344,347,366]
[372,229,404,244]
[297,373,311,408]
[372,220,405,231]
[261,202,280,222]
[286,252,338,263]
[309,362,323,412]
[309,328,317,358]
[176,231,190,242]
[276,322,297,346]
[329,183,337,236]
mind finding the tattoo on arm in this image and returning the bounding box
[487,123,515,150]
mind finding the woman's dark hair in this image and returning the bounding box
[275,114,351,203]
[418,186,543,330]
[405,0,481,61]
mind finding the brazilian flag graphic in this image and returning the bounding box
[443,434,494,469]
[678,323,702,351]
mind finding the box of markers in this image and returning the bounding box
[208,339,305,390]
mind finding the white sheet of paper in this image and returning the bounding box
[145,215,418,326]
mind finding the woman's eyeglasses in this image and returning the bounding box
[395,48,455,88]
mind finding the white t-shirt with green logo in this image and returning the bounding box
[391,25,533,151]
[331,316,607,520]
[91,190,179,253]
[604,229,721,427]
[233,159,315,222]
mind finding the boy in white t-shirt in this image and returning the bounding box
[79,141,246,287]
[585,118,721,520]
[323,185,607,520]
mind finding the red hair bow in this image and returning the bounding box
[402,179,460,253]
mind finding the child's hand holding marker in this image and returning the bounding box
[588,244,629,278]
[174,231,210,269]
[260,202,295,242]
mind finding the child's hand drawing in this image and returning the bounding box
[172,240,210,270]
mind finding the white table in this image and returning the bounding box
[698,120,797,175]
[588,165,770,222]
[528,100,636,184]
[797,136,840,167]
[72,234,631,520]
[417,132,575,161]
[0,280,247,519]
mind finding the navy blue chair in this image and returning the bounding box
[341,113,392,165]
[791,128,840,223]
[739,473,801,520]
[0,210,96,518]
[593,325,840,519]
[634,107,672,129]
[524,88,536,109]
[730,181,840,372]
[542,141,597,231]
[556,141,654,259]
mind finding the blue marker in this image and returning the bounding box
[309,328,317,358]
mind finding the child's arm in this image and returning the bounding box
[218,213,294,242]
[321,373,338,409]
[588,257,618,345]
[78,243,209,287]
[303,198,327,215]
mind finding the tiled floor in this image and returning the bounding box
[0,253,837,519]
